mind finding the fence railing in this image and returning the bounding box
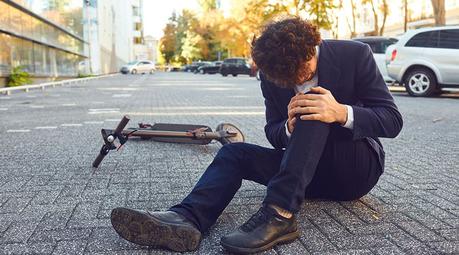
[0,74,119,95]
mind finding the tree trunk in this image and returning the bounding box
[404,0,408,32]
[379,0,388,35]
[347,0,357,38]
[431,0,446,26]
[369,0,379,35]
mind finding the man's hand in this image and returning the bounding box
[287,86,348,133]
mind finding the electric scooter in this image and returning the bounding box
[92,115,245,168]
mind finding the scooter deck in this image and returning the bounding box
[127,123,213,145]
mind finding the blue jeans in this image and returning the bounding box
[170,120,382,233]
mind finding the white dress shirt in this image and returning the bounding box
[285,47,354,138]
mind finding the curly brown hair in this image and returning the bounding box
[251,17,322,88]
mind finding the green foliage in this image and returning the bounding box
[7,66,32,87]
[77,73,94,78]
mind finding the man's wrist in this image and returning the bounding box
[336,104,348,125]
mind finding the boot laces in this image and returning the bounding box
[240,207,272,232]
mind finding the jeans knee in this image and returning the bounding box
[218,143,247,157]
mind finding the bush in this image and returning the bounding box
[77,73,94,78]
[7,66,32,87]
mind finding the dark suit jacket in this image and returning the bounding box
[260,40,403,170]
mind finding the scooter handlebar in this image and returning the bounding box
[114,115,130,135]
[92,151,106,168]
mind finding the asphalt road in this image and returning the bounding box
[0,73,458,254]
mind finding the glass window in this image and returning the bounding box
[9,6,23,35]
[33,43,46,75]
[439,29,459,49]
[406,31,439,48]
[18,40,34,73]
[0,2,11,31]
[0,33,12,75]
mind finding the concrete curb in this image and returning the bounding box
[0,73,119,95]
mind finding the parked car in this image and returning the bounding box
[385,26,459,96]
[120,60,156,74]
[196,61,222,74]
[219,58,254,77]
[186,61,211,73]
[353,37,398,84]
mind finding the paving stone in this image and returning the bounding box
[52,240,87,255]
[0,242,55,254]
[394,220,444,242]
[427,241,459,254]
[299,227,337,252]
[0,220,39,243]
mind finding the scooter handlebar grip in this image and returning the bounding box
[114,115,130,135]
[92,152,106,168]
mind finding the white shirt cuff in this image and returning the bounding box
[342,105,354,129]
[285,120,291,138]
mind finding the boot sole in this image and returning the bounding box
[220,229,300,254]
[110,208,201,252]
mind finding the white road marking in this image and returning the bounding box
[61,124,83,127]
[124,111,264,116]
[84,121,104,124]
[26,95,37,98]
[30,105,45,109]
[105,119,120,122]
[35,126,58,129]
[97,88,139,91]
[0,108,7,111]
[0,97,11,100]
[112,94,132,98]
[7,129,30,133]
[62,103,77,106]
[149,106,263,110]
[88,108,120,114]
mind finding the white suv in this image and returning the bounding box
[386,26,459,96]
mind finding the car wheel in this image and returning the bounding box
[200,69,204,74]
[222,73,228,77]
[131,69,137,74]
[404,68,438,97]
[232,74,237,77]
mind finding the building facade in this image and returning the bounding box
[0,0,87,85]
[0,0,145,86]
[85,0,145,75]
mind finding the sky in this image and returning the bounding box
[142,0,201,39]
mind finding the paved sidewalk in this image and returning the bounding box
[0,73,457,254]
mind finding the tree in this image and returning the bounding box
[345,0,358,38]
[181,29,205,61]
[159,23,177,64]
[175,10,198,63]
[431,0,446,26]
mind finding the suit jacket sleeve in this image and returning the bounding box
[260,76,289,149]
[352,44,403,140]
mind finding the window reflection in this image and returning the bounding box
[0,1,86,77]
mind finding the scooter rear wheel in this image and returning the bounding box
[216,123,245,145]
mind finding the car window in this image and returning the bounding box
[439,29,459,49]
[382,39,397,53]
[141,61,151,65]
[365,41,384,54]
[406,31,439,48]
